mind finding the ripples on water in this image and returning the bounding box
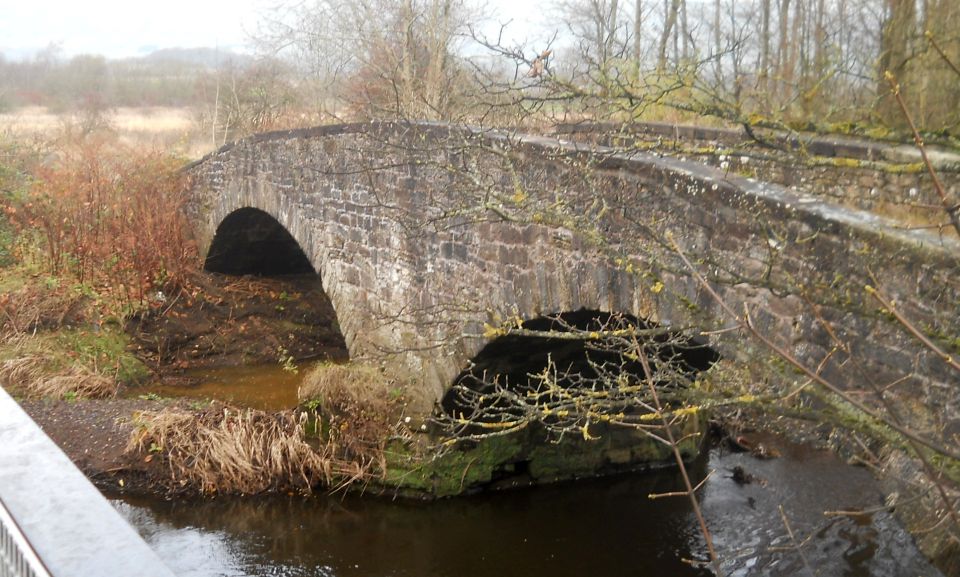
[111,434,942,577]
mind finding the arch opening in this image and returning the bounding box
[442,309,719,423]
[198,207,348,366]
[433,309,720,491]
[205,207,315,276]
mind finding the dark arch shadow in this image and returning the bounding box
[205,207,315,276]
[432,309,720,490]
[442,309,720,421]
[202,207,349,363]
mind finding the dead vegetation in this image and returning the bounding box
[0,354,117,399]
[0,280,117,399]
[0,278,85,340]
[7,133,198,315]
[299,363,406,485]
[123,363,407,495]
[128,405,332,495]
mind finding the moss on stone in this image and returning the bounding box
[382,413,707,498]
[383,434,525,496]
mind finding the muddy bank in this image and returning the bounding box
[19,398,172,495]
[20,397,327,497]
[127,272,347,377]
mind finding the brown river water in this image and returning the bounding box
[112,365,942,577]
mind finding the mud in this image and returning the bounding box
[127,272,347,379]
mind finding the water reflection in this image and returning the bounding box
[112,436,942,577]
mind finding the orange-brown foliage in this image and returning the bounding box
[16,135,198,313]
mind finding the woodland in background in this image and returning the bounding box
[0,0,957,145]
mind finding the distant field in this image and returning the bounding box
[0,106,214,159]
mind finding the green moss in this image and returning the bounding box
[381,413,706,497]
[928,454,960,486]
[527,438,608,480]
[864,126,894,140]
[919,322,960,356]
[830,157,863,168]
[384,434,524,496]
[54,326,151,385]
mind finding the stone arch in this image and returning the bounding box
[432,308,719,489]
[202,205,350,363]
[205,207,315,276]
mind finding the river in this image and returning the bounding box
[109,432,941,577]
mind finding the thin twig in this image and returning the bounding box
[778,505,816,577]
[926,31,960,80]
[638,349,723,576]
[864,277,960,373]
[884,71,960,238]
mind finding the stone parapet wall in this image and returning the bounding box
[555,121,960,231]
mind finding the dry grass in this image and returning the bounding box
[0,280,117,399]
[0,353,117,399]
[123,364,407,496]
[0,279,85,340]
[128,405,333,495]
[0,278,129,400]
[0,106,213,159]
[299,363,406,490]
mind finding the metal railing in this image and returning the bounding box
[0,498,51,577]
[0,386,176,577]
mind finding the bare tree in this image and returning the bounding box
[254,0,472,121]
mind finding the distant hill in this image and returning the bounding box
[137,47,253,68]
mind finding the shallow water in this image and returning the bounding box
[130,363,311,411]
[110,433,941,577]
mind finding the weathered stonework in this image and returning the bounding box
[185,121,960,564]
[556,121,960,223]
[185,122,960,444]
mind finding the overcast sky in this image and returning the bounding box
[0,0,546,60]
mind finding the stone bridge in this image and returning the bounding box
[185,122,959,435]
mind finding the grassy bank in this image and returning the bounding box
[0,129,195,400]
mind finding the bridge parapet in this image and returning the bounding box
[555,121,960,224]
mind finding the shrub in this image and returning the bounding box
[12,134,198,317]
[299,362,405,484]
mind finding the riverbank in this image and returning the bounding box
[18,397,170,495]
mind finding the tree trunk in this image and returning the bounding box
[400,0,417,116]
[760,0,771,102]
[633,0,642,69]
[776,0,792,103]
[658,0,681,68]
[877,0,917,126]
[680,0,689,61]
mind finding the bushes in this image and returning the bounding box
[299,363,406,485]
[0,133,185,399]
[11,134,198,316]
